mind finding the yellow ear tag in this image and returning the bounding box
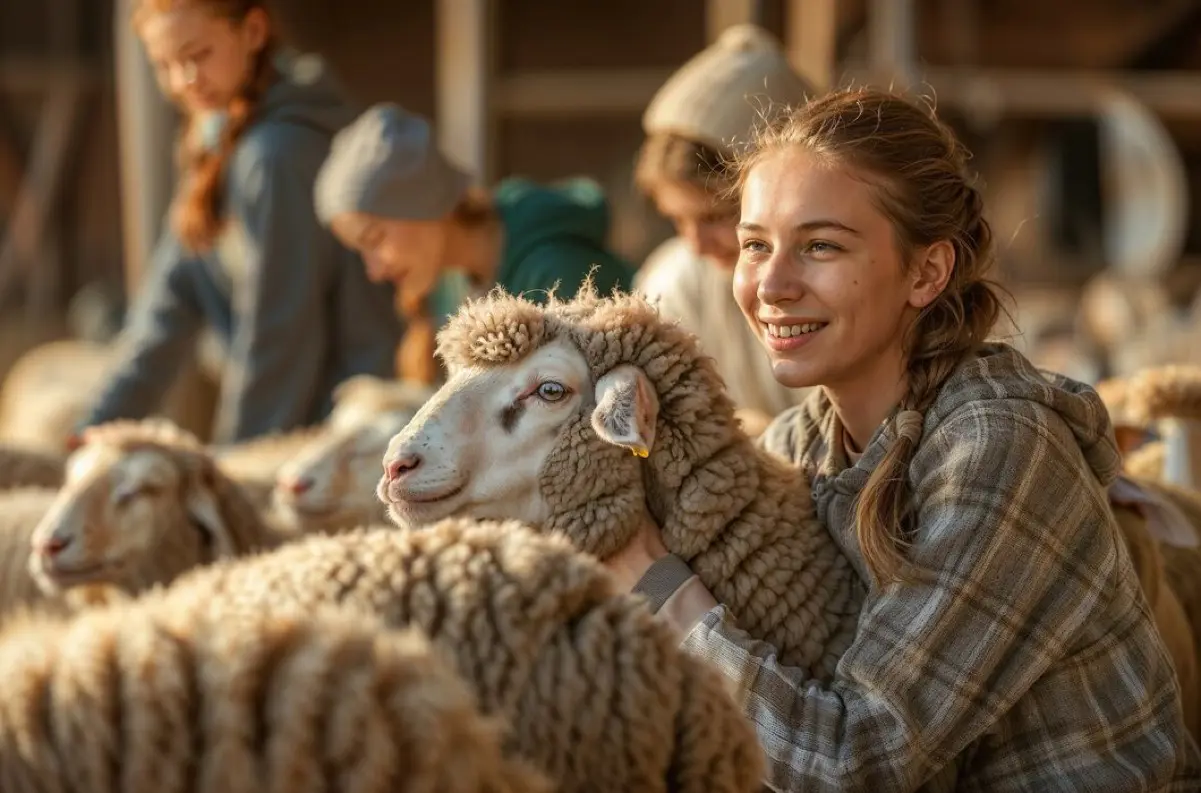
[631,446,650,458]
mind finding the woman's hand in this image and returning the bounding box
[602,519,671,592]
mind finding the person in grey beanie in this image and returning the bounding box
[314,102,636,383]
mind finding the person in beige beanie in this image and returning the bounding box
[634,24,815,424]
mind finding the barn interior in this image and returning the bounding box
[2,0,1201,437]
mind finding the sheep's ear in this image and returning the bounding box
[184,468,236,558]
[591,365,659,458]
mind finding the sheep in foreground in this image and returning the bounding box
[23,420,283,612]
[0,592,548,793]
[272,377,436,534]
[378,283,862,677]
[0,443,66,490]
[157,517,766,793]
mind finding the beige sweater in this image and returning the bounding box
[635,237,809,418]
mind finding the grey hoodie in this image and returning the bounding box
[83,53,402,443]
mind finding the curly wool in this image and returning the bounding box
[157,518,766,793]
[436,282,862,676]
[1126,441,1166,481]
[0,592,548,793]
[0,444,65,490]
[1125,365,1201,425]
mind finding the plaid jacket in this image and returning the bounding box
[671,345,1201,791]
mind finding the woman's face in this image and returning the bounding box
[649,179,740,269]
[734,146,941,393]
[140,4,270,114]
[331,213,449,298]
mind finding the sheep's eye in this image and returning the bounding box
[115,484,158,506]
[535,381,568,402]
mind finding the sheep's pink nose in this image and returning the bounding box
[385,453,422,482]
[280,476,314,495]
[39,534,72,557]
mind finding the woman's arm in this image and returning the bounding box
[81,232,204,428]
[642,401,1193,791]
[212,128,332,443]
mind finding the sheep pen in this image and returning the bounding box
[0,590,548,793]
[154,516,766,793]
[378,283,863,678]
[0,444,66,490]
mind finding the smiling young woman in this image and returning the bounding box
[603,86,1201,790]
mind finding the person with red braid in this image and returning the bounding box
[79,0,402,443]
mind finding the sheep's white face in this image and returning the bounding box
[379,338,658,529]
[28,442,229,593]
[273,409,415,527]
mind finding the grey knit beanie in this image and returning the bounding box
[315,103,472,225]
[642,24,813,155]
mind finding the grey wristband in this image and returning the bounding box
[631,553,695,614]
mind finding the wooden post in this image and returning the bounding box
[868,0,916,90]
[786,0,838,91]
[114,0,178,299]
[706,0,759,43]
[435,0,495,184]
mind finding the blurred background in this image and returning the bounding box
[4,0,1201,388]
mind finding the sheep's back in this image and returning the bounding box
[156,521,765,793]
[0,594,548,793]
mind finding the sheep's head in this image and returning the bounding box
[275,407,421,529]
[28,419,259,596]
[379,282,740,559]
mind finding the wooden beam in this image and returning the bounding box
[435,0,496,184]
[493,68,675,117]
[785,0,837,92]
[114,0,178,299]
[0,79,87,312]
[0,58,100,91]
[867,0,916,88]
[706,0,759,43]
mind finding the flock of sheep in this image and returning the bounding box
[0,282,1200,789]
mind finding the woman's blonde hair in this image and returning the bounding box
[734,86,1006,587]
[133,0,276,253]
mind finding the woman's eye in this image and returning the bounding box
[804,240,840,256]
[535,381,568,402]
[740,240,768,253]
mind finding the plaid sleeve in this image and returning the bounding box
[681,401,1199,791]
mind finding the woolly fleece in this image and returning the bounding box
[156,517,766,793]
[0,591,548,793]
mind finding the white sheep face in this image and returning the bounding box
[28,442,229,594]
[379,338,658,529]
[273,410,415,526]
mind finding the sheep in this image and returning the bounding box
[155,516,767,793]
[23,419,283,614]
[0,487,80,616]
[1110,491,1200,738]
[0,590,549,793]
[379,282,863,679]
[271,378,435,535]
[213,376,434,514]
[1122,364,1201,489]
[0,443,66,490]
[0,338,217,452]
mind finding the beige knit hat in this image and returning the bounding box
[642,24,813,155]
